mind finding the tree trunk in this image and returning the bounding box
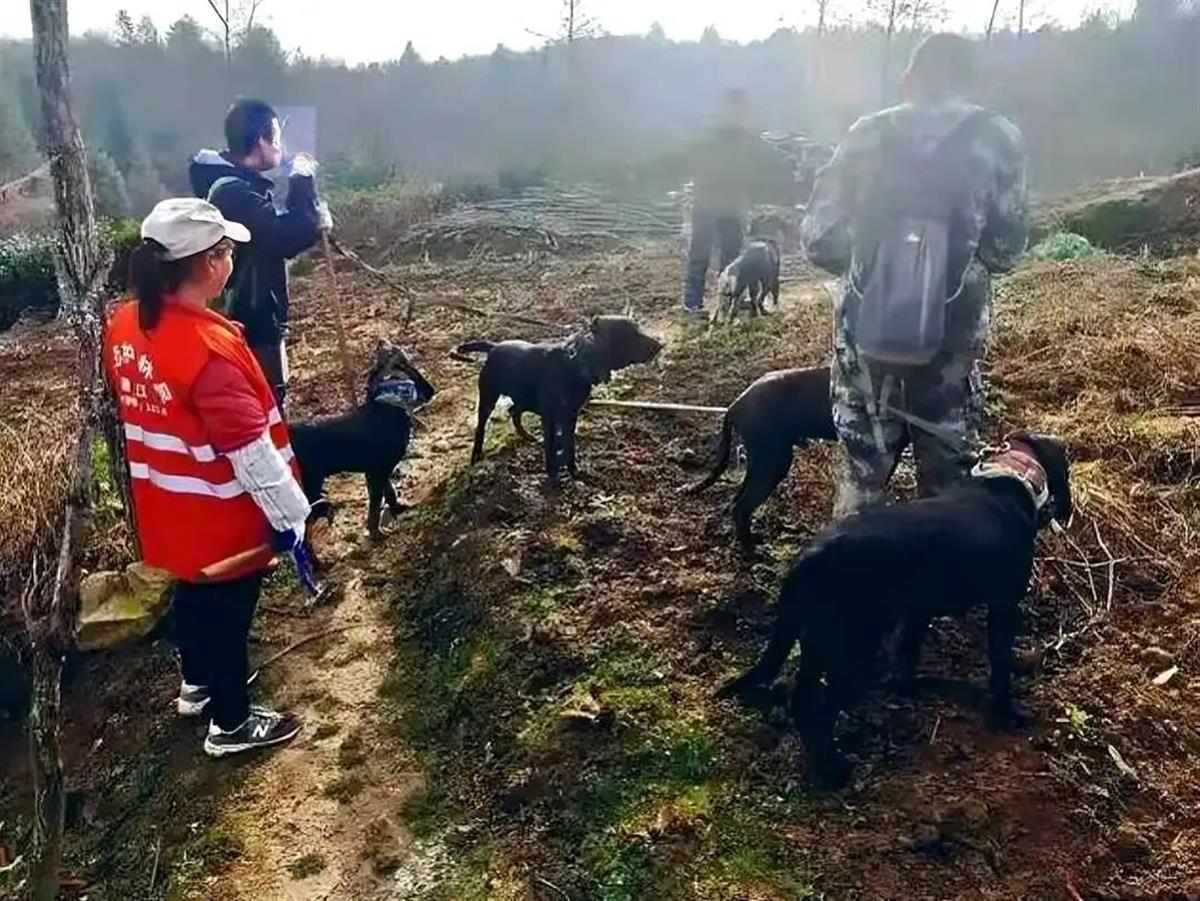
[987,0,1002,39]
[1018,0,1026,37]
[817,0,828,37]
[24,643,66,901]
[25,0,108,897]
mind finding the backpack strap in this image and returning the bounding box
[205,174,244,206]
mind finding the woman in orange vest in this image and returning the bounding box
[106,198,309,757]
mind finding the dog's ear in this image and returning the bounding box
[1010,430,1072,525]
[366,339,391,380]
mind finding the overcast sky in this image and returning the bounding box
[1,0,1137,64]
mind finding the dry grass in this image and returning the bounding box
[0,322,77,635]
[989,256,1200,652]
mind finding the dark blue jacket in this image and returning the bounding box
[188,149,320,347]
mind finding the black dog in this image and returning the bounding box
[719,431,1072,788]
[713,239,781,323]
[454,316,662,485]
[685,366,836,546]
[291,341,435,539]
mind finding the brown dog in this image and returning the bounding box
[686,366,836,545]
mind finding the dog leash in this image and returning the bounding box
[881,402,981,457]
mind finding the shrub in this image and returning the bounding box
[0,218,143,330]
[0,231,57,329]
[1030,231,1104,261]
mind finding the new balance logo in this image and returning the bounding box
[251,721,271,740]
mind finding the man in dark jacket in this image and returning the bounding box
[189,99,325,404]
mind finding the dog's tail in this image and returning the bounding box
[449,340,495,363]
[683,411,734,495]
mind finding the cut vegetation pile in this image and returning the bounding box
[389,183,682,261]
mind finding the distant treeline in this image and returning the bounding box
[0,0,1197,219]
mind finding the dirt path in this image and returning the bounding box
[212,258,845,899]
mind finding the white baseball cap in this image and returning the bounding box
[140,198,251,261]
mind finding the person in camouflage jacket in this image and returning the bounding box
[801,33,1028,517]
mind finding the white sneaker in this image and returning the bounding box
[175,670,261,717]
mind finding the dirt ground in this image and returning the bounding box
[1,241,1198,900]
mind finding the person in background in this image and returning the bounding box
[105,198,312,757]
[188,98,331,405]
[802,33,1028,518]
[681,88,791,320]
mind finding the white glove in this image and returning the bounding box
[287,153,319,179]
[316,201,333,231]
[225,431,311,534]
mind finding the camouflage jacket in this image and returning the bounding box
[801,98,1028,351]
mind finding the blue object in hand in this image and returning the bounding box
[290,542,320,596]
[272,528,320,595]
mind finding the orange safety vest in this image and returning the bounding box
[104,299,298,582]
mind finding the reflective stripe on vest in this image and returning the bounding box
[122,406,288,467]
[127,443,296,499]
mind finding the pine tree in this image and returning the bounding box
[0,71,39,180]
[114,10,136,46]
[87,149,130,219]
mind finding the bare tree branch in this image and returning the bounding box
[204,0,227,27]
[245,0,265,36]
[987,0,1003,38]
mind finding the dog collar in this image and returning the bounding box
[369,377,419,409]
[971,442,1050,511]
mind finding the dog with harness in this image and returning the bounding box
[718,430,1071,788]
[290,340,435,542]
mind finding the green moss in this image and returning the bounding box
[287,852,327,879]
[521,584,570,615]
[313,721,341,741]
[338,728,367,769]
[322,772,365,803]
[399,784,452,840]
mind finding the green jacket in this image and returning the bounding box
[688,125,793,217]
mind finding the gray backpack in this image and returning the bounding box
[849,109,987,366]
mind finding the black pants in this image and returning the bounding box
[684,211,744,311]
[173,570,264,731]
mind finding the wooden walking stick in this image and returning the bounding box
[320,229,358,408]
